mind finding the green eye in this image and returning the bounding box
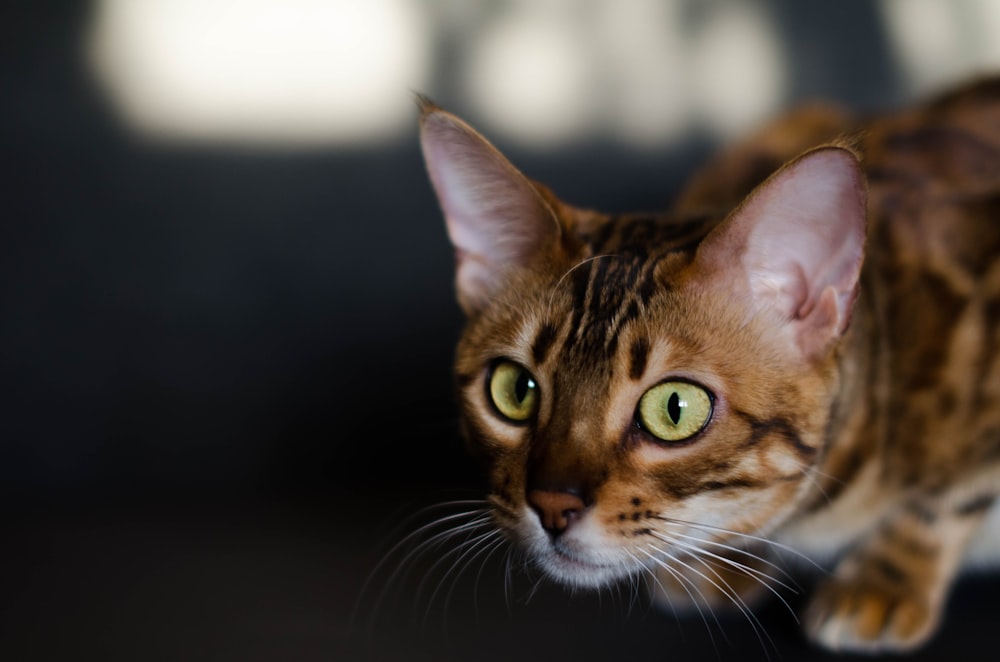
[488,361,539,422]
[637,381,713,442]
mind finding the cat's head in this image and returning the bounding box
[419,100,866,588]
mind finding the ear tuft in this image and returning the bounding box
[419,107,561,315]
[412,92,439,115]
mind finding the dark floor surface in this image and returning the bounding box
[3,493,999,662]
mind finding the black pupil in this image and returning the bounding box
[667,391,681,424]
[514,370,532,403]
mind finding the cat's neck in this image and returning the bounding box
[773,283,889,556]
[809,281,885,509]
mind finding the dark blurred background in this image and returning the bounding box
[3,1,1000,660]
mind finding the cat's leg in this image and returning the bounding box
[804,492,995,653]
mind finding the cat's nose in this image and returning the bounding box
[527,489,586,534]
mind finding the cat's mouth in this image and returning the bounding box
[506,507,635,586]
[532,539,631,587]
[551,545,605,570]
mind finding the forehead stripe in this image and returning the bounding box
[532,322,559,365]
[629,338,649,380]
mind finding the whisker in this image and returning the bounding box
[546,253,620,315]
[357,504,491,593]
[649,539,774,659]
[625,551,675,623]
[654,532,800,623]
[671,530,801,587]
[807,464,847,489]
[799,464,840,508]
[688,551,778,661]
[408,516,496,617]
[442,536,505,633]
[470,535,511,622]
[423,528,505,631]
[353,507,491,632]
[622,569,641,619]
[639,546,724,656]
[523,574,546,606]
[372,498,492,552]
[628,551,693,645]
[502,545,516,616]
[654,515,826,572]
[662,530,801,595]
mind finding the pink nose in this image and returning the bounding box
[527,489,586,534]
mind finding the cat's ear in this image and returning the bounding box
[694,146,867,360]
[418,99,562,315]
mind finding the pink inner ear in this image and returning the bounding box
[697,147,867,358]
[747,149,865,316]
[419,110,560,313]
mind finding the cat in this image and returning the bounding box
[416,77,1000,653]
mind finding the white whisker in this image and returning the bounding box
[470,535,511,621]
[653,531,800,623]
[622,567,642,619]
[688,551,778,660]
[409,517,496,616]
[660,530,801,595]
[628,551,697,646]
[665,529,801,589]
[523,574,546,606]
[639,546,724,655]
[502,545,514,614]
[373,498,492,550]
[625,551,679,626]
[799,464,841,508]
[546,253,620,315]
[423,528,506,630]
[647,539,774,659]
[352,506,491,632]
[655,515,826,572]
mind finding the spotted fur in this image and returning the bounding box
[419,77,1000,653]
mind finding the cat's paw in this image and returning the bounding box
[803,577,939,653]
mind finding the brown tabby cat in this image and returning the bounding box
[417,78,1000,653]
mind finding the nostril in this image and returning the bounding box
[527,489,587,534]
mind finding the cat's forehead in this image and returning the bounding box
[573,213,716,256]
[464,214,724,372]
[551,251,662,361]
[544,214,716,353]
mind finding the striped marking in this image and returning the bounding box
[629,338,650,380]
[563,215,714,360]
[531,323,559,365]
[734,410,816,459]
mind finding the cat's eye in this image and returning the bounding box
[488,360,539,422]
[637,381,713,443]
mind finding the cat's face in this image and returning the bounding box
[419,101,866,589]
[452,227,843,587]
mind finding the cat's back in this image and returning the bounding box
[678,77,1000,486]
[862,77,1000,268]
[860,77,1000,483]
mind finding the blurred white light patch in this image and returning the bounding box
[464,7,594,147]
[689,5,787,139]
[597,0,690,148]
[880,0,1000,95]
[88,0,430,147]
